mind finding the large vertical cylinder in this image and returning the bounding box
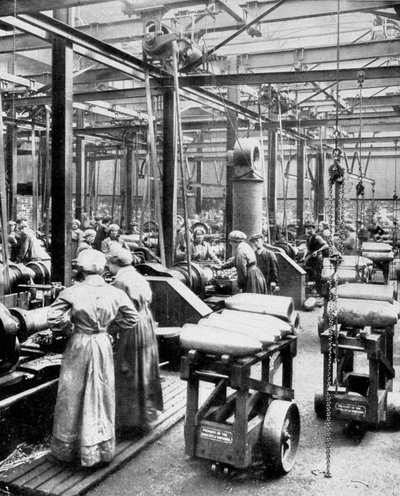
[232,177,263,239]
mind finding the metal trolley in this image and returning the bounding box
[180,336,300,475]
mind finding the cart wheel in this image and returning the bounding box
[343,420,366,438]
[314,390,326,419]
[261,400,300,474]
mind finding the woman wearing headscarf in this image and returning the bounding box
[190,227,221,263]
[47,250,139,468]
[216,230,267,294]
[106,247,163,437]
[76,228,96,257]
[101,223,128,255]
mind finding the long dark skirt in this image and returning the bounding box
[114,308,163,433]
[245,265,267,294]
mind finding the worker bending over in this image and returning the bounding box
[216,230,267,294]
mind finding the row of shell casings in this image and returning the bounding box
[180,293,299,357]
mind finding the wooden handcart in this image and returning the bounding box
[180,336,300,475]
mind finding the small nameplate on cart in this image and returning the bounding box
[335,402,366,417]
[200,426,233,444]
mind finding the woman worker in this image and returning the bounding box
[216,230,267,294]
[106,247,163,437]
[47,249,139,468]
[190,226,221,264]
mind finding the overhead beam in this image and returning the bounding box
[162,66,400,87]
[122,0,400,21]
[278,113,400,129]
[347,93,400,108]
[0,71,41,89]
[0,13,268,123]
[5,88,155,107]
[0,0,113,16]
[221,38,400,70]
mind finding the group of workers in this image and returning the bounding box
[303,216,391,294]
[47,246,163,468]
[72,215,129,259]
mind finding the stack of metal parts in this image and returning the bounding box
[180,294,299,357]
[361,242,394,284]
[321,255,373,285]
[180,293,300,475]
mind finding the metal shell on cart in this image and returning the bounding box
[180,323,263,357]
[220,309,294,335]
[225,293,295,323]
[197,315,281,347]
[335,298,398,328]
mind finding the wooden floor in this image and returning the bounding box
[0,372,186,496]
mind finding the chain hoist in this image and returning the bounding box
[324,0,344,478]
[355,70,366,244]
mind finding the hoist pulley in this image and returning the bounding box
[357,70,365,86]
[328,157,345,185]
[356,181,365,197]
[141,13,202,70]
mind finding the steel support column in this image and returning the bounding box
[315,150,325,222]
[75,110,85,221]
[195,152,203,215]
[126,137,134,229]
[225,82,239,257]
[51,37,73,285]
[296,139,305,236]
[31,125,38,233]
[6,123,17,220]
[162,88,177,267]
[267,129,277,241]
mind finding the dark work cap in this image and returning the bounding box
[249,233,264,242]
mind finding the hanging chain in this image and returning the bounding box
[325,155,343,479]
[324,1,343,477]
[355,71,366,244]
[393,140,399,250]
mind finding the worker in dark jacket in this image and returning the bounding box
[304,222,329,294]
[249,233,278,294]
[93,215,111,251]
[216,230,267,294]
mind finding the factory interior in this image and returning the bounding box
[0,1,400,495]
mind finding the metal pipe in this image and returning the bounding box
[0,379,58,411]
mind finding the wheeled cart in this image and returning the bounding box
[315,290,400,429]
[180,336,300,474]
[316,324,395,426]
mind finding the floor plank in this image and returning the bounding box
[0,372,186,496]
